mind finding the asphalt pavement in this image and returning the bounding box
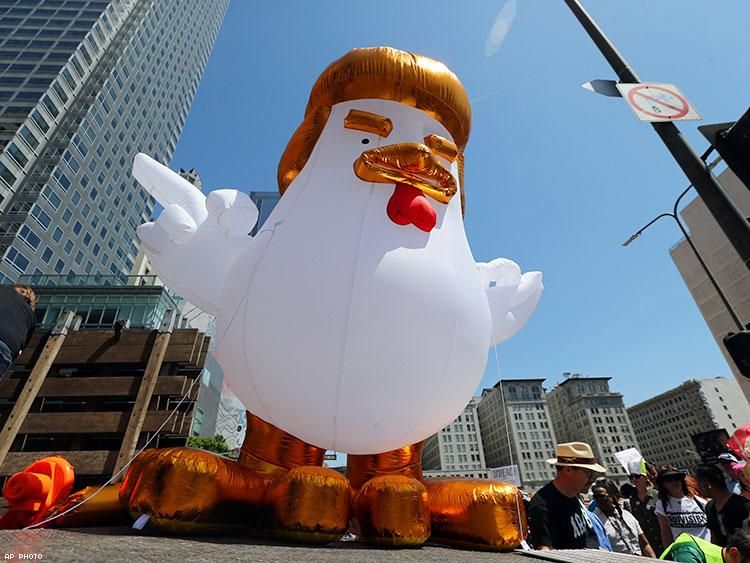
[0,527,661,562]
[1,527,526,562]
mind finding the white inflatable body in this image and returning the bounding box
[135,99,543,455]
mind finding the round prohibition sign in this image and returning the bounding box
[627,85,690,119]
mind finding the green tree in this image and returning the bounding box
[187,434,232,455]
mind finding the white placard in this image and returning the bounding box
[614,447,643,473]
[489,465,521,486]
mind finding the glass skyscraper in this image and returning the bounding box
[0,0,229,283]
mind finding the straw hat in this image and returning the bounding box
[546,442,606,473]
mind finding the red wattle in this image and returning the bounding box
[386,184,436,232]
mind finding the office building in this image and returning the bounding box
[628,377,750,472]
[546,375,639,480]
[0,0,228,282]
[422,396,488,478]
[670,169,750,400]
[477,378,557,491]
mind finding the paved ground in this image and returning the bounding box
[0,527,663,562]
[1,527,530,562]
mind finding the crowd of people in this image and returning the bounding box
[526,441,750,561]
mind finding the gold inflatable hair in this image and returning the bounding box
[277,47,471,209]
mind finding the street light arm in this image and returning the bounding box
[624,184,744,331]
[623,213,674,246]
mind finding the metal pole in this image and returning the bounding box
[624,186,744,331]
[564,0,750,269]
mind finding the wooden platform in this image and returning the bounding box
[0,328,209,482]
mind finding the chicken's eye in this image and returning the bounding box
[361,138,370,145]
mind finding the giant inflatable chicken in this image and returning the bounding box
[120,47,542,550]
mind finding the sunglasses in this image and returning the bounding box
[629,474,644,480]
[593,493,610,499]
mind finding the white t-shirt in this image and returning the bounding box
[595,507,643,555]
[655,495,710,542]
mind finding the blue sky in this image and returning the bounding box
[170,0,750,408]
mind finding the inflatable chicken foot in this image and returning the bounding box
[121,411,526,549]
[349,443,527,550]
[120,412,350,541]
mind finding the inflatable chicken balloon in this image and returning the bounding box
[121,47,542,550]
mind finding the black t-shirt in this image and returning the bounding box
[629,489,664,555]
[528,481,590,549]
[706,494,750,546]
[0,285,35,359]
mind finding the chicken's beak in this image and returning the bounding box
[353,143,457,204]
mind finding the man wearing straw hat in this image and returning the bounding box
[528,441,608,550]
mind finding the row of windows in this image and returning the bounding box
[0,26,88,40]
[0,0,108,8]
[4,239,131,278]
[1,0,218,279]
[0,5,105,17]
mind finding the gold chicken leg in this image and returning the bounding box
[119,411,351,541]
[348,441,527,550]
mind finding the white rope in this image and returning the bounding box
[23,374,202,530]
[489,327,525,540]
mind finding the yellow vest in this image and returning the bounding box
[660,533,724,563]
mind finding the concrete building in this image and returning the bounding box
[0,0,228,282]
[546,375,639,481]
[628,377,750,472]
[422,397,487,477]
[670,168,750,400]
[477,378,557,492]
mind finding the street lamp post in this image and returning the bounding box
[623,183,744,332]
[563,0,750,270]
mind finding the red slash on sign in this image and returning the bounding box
[628,85,688,119]
[615,82,702,123]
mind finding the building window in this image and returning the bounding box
[62,150,79,173]
[0,162,18,188]
[30,205,51,230]
[40,94,59,118]
[41,185,61,209]
[17,225,40,251]
[4,246,30,273]
[52,168,71,191]
[18,126,39,151]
